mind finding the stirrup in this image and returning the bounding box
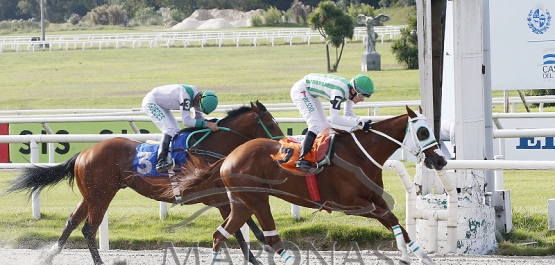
[296,159,316,171]
[156,161,172,173]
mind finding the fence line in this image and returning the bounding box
[0,26,406,52]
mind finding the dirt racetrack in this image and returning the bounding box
[2,247,555,265]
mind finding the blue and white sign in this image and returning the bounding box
[493,118,555,161]
[489,0,555,90]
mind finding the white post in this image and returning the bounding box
[30,140,41,220]
[494,155,504,190]
[159,202,168,219]
[240,223,250,243]
[291,204,300,220]
[99,211,109,250]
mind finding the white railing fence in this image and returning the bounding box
[0,26,406,52]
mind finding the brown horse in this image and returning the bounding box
[6,101,283,265]
[207,106,447,265]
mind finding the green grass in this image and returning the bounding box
[0,40,418,115]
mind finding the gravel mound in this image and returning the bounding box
[196,18,235,30]
[172,8,263,30]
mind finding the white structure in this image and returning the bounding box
[415,0,497,254]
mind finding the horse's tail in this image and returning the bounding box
[5,152,80,199]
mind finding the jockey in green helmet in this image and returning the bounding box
[142,85,220,173]
[198,90,219,115]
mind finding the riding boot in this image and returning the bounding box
[156,134,173,173]
[296,131,317,171]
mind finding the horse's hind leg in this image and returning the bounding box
[82,193,119,265]
[246,217,266,243]
[39,200,89,265]
[213,202,254,254]
[217,206,262,265]
[223,194,294,265]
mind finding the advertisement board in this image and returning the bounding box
[489,0,555,90]
[492,118,555,161]
[7,122,309,163]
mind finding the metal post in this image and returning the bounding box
[160,201,168,219]
[494,155,504,190]
[30,140,41,220]
[291,204,300,220]
[99,211,109,250]
[40,0,45,42]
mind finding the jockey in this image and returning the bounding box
[290,73,375,171]
[142,84,219,172]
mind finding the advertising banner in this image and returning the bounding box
[489,0,555,90]
[8,122,309,163]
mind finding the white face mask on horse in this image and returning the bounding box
[403,112,444,162]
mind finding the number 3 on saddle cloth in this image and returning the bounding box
[270,133,335,206]
[133,132,191,177]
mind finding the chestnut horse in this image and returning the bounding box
[6,101,283,265]
[209,106,447,265]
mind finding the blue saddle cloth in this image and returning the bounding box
[133,132,190,177]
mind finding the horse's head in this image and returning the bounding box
[404,106,447,170]
[218,100,284,141]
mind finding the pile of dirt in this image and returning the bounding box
[172,8,263,30]
[196,18,235,30]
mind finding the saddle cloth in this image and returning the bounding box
[133,131,191,177]
[271,133,333,175]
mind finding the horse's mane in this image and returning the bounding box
[178,105,255,133]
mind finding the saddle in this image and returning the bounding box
[271,133,334,208]
[271,133,335,175]
[133,131,191,177]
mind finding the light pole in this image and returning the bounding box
[40,0,45,41]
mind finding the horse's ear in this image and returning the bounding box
[250,101,259,111]
[406,105,417,118]
[255,100,266,111]
[417,106,423,114]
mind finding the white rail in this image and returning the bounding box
[0,26,405,52]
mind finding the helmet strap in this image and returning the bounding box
[348,87,357,100]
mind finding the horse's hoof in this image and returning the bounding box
[109,257,127,265]
[263,245,274,253]
[422,257,438,265]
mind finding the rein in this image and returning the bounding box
[186,109,283,159]
[350,115,438,169]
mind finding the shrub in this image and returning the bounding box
[391,15,418,69]
[287,0,310,25]
[250,14,264,27]
[263,6,283,25]
[169,9,187,23]
[90,5,110,25]
[0,21,12,30]
[107,5,128,26]
[68,14,81,25]
[347,3,376,20]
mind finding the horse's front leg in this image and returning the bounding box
[392,225,412,264]
[393,225,438,265]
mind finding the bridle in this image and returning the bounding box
[186,109,284,159]
[350,114,440,169]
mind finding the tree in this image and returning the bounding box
[391,15,418,69]
[308,1,354,72]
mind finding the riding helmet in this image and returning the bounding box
[199,90,219,115]
[349,74,375,97]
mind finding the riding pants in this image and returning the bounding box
[290,79,329,136]
[142,93,180,137]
